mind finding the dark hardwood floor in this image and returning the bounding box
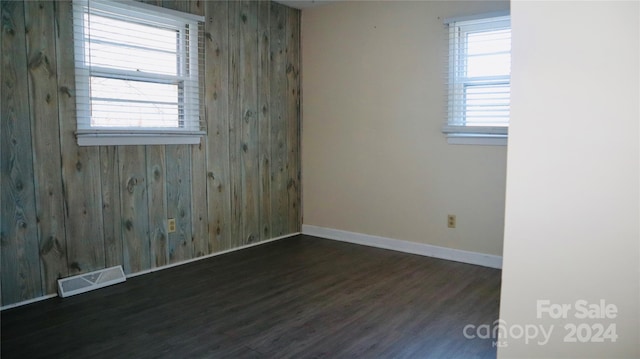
[1,235,501,358]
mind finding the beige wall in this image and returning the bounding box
[301,1,509,256]
[499,1,639,357]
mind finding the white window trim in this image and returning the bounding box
[446,133,508,146]
[73,0,205,146]
[443,11,511,146]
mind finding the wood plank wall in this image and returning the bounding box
[0,0,301,307]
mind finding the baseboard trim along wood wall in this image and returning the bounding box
[0,233,300,311]
[126,232,300,278]
[302,225,503,269]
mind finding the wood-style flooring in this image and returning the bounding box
[1,235,502,358]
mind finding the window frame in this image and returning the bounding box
[73,0,205,146]
[443,12,511,146]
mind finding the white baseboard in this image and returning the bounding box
[0,294,58,311]
[1,232,300,311]
[128,232,300,278]
[302,224,502,269]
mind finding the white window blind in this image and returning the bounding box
[72,0,205,146]
[444,13,511,144]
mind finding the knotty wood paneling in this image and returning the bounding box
[146,146,168,268]
[119,146,150,274]
[24,1,68,291]
[162,1,194,265]
[0,0,300,307]
[286,7,301,234]
[166,144,193,263]
[100,146,123,268]
[239,1,260,245]
[228,1,242,248]
[56,0,105,279]
[205,0,232,253]
[187,0,208,258]
[258,1,272,241]
[269,3,289,237]
[1,1,42,304]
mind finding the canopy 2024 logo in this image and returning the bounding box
[463,299,618,347]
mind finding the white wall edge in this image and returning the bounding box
[302,224,502,269]
[1,232,300,311]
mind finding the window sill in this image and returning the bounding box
[445,133,508,146]
[77,132,204,146]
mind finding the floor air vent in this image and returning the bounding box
[57,266,126,298]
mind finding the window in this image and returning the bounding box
[73,0,204,146]
[443,13,511,145]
